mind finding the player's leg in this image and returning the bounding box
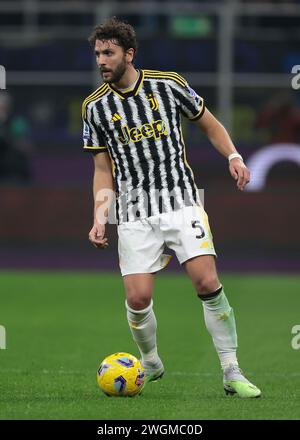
[118,219,168,381]
[184,255,261,398]
[184,255,238,368]
[162,206,261,397]
[123,273,164,381]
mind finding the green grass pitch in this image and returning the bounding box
[0,271,299,420]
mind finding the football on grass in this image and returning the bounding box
[97,352,145,397]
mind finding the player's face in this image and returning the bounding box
[95,39,128,84]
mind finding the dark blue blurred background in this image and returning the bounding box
[1,0,299,271]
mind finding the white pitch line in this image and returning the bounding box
[0,369,300,377]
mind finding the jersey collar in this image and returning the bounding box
[108,69,144,99]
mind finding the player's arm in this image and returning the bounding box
[169,76,250,190]
[88,152,114,249]
[193,109,250,191]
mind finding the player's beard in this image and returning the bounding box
[101,57,127,84]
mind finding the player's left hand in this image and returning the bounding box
[229,158,250,191]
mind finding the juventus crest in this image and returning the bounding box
[146,93,159,111]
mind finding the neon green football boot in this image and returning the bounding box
[223,364,261,398]
[141,358,164,383]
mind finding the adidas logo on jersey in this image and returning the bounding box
[118,119,168,145]
[111,113,122,123]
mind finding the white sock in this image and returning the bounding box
[126,300,159,364]
[201,286,238,371]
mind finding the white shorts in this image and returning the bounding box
[117,205,216,276]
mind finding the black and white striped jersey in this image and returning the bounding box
[82,69,205,224]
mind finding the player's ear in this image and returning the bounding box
[125,48,135,64]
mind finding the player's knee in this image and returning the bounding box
[126,288,152,311]
[127,296,152,311]
[195,274,220,296]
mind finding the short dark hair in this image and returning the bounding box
[88,17,138,57]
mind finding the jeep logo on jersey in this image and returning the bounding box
[118,119,168,145]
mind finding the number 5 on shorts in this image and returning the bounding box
[191,220,205,239]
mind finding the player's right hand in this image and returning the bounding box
[88,223,108,249]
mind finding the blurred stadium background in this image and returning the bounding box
[1,0,299,271]
[1,0,300,420]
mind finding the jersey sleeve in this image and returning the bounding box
[82,102,108,154]
[170,75,205,121]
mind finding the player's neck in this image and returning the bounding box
[112,66,139,90]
